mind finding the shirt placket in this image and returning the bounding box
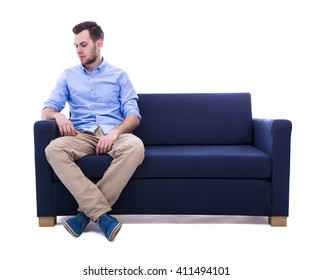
[90,74,96,117]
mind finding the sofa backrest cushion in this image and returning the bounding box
[134,93,253,145]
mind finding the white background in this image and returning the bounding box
[1,0,311,279]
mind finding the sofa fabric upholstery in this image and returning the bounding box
[34,93,292,224]
[134,93,253,145]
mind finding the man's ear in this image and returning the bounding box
[97,39,103,49]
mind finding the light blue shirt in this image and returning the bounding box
[44,60,141,134]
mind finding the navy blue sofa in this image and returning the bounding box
[34,93,292,227]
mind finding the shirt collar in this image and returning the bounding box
[80,57,106,75]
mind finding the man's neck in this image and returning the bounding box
[84,56,103,73]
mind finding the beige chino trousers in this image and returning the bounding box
[45,128,145,222]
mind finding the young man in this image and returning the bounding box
[42,21,145,241]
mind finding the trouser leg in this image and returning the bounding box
[96,133,145,206]
[45,133,112,221]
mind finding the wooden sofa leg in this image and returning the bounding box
[269,216,287,227]
[38,217,57,227]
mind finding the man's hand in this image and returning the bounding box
[54,113,78,136]
[96,129,120,155]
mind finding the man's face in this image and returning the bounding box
[74,30,101,66]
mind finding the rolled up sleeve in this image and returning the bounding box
[118,72,141,119]
[43,71,69,112]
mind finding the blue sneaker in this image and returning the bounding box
[63,212,90,237]
[97,214,122,241]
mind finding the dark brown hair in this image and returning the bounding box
[72,21,104,42]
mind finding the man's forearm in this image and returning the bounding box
[112,114,140,135]
[41,107,60,120]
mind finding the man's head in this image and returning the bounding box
[73,21,104,70]
[73,21,104,42]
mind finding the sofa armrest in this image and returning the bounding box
[33,120,59,217]
[253,118,292,216]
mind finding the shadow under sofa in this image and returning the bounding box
[34,93,292,227]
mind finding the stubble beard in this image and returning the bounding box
[82,45,99,67]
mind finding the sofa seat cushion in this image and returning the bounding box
[53,145,271,181]
[135,145,271,178]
